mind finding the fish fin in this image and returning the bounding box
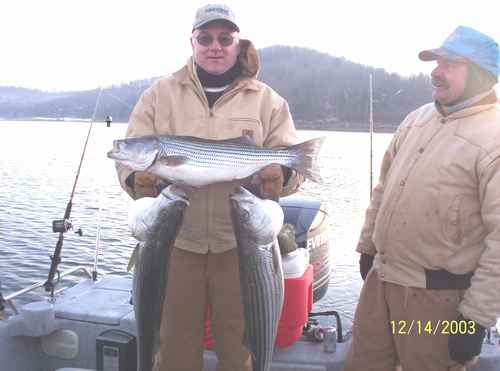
[288,137,326,183]
[176,135,257,147]
[126,243,140,272]
[272,239,283,274]
[156,155,188,167]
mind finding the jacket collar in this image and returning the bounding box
[173,38,260,92]
[435,90,498,120]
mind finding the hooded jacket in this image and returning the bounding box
[357,94,500,327]
[117,39,303,254]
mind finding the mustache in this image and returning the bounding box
[432,75,449,87]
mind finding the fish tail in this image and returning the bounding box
[289,137,325,183]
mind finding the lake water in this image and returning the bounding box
[0,121,392,332]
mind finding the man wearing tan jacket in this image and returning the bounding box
[345,26,500,371]
[116,4,302,371]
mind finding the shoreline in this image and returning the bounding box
[0,118,397,133]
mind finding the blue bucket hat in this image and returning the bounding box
[419,26,499,76]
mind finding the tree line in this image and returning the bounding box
[0,45,433,132]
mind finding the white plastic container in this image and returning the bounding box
[282,248,310,279]
[20,301,55,336]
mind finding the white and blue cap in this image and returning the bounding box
[193,4,239,32]
[419,26,499,76]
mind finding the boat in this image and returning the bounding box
[0,193,341,371]
[0,194,499,371]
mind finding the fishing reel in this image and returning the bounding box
[52,219,83,236]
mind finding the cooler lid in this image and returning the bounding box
[282,249,310,279]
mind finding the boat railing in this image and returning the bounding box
[2,265,93,315]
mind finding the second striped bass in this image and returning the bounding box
[132,186,188,371]
[230,187,285,371]
[107,135,324,187]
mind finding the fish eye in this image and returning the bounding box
[241,209,250,222]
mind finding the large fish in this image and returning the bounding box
[131,185,189,371]
[230,187,285,371]
[107,135,324,187]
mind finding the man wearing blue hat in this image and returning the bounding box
[345,26,500,371]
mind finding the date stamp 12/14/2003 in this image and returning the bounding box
[390,320,477,336]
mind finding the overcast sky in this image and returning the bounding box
[1,0,498,91]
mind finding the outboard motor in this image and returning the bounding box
[280,195,330,302]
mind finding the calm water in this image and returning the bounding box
[0,121,392,331]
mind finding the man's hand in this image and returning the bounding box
[448,314,486,364]
[250,164,284,201]
[131,171,164,198]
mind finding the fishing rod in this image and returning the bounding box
[43,88,104,296]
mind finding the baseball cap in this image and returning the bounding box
[192,4,239,32]
[419,26,499,76]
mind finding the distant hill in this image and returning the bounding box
[0,46,433,132]
[0,79,154,123]
[259,46,432,131]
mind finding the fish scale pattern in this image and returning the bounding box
[158,136,295,168]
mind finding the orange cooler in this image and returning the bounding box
[276,258,313,348]
[203,249,313,349]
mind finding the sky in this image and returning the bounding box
[1,0,498,92]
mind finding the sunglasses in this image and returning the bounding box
[195,33,236,47]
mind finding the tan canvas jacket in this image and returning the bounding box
[357,100,500,327]
[116,39,303,254]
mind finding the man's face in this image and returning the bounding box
[430,57,469,105]
[192,21,240,75]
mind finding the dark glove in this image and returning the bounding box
[448,314,486,364]
[126,171,167,198]
[250,164,284,201]
[359,253,374,280]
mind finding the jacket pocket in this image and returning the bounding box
[228,117,263,145]
[230,117,262,125]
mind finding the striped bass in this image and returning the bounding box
[230,186,285,371]
[107,135,324,187]
[132,185,188,371]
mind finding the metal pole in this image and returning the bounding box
[5,266,93,315]
[92,183,103,281]
[369,74,374,200]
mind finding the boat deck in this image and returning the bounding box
[1,275,499,371]
[1,275,350,371]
